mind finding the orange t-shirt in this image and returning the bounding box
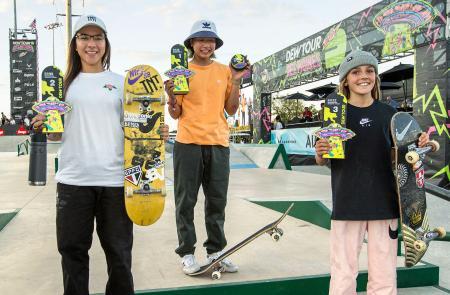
[175,61,232,147]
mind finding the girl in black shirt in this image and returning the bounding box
[315,51,429,295]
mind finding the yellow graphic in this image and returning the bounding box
[44,110,64,133]
[171,55,182,66]
[382,24,413,56]
[324,136,345,159]
[173,74,189,94]
[413,84,449,139]
[431,165,450,181]
[41,81,55,97]
[324,106,337,123]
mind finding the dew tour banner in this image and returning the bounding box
[250,0,449,187]
[10,39,38,121]
[252,0,446,94]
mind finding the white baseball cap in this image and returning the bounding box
[184,19,223,49]
[73,14,107,38]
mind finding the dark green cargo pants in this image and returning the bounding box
[173,141,230,257]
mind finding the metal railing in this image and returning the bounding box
[17,138,30,156]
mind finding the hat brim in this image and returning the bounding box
[73,24,107,38]
[184,31,223,49]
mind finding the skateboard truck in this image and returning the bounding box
[268,227,284,241]
[126,185,166,198]
[405,140,440,167]
[413,227,446,252]
[125,92,165,105]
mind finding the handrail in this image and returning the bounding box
[17,138,30,156]
[426,181,450,202]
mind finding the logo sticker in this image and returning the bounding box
[103,83,117,91]
[124,165,142,186]
[359,118,373,127]
[415,166,424,188]
[395,120,412,141]
[397,163,408,187]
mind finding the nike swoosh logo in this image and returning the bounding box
[127,74,142,85]
[396,120,412,141]
[389,224,398,240]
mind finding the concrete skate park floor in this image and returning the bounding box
[0,147,448,294]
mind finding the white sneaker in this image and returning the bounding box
[207,251,239,273]
[181,254,200,274]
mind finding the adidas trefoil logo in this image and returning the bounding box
[202,22,211,29]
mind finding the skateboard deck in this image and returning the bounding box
[391,112,445,267]
[165,44,193,95]
[189,203,294,279]
[32,66,71,133]
[123,65,166,226]
[314,91,354,158]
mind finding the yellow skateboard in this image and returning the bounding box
[123,65,166,226]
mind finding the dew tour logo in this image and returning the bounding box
[87,16,97,22]
[202,22,211,29]
[12,41,34,52]
[125,165,142,186]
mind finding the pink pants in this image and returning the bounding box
[329,219,398,295]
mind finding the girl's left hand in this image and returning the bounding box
[159,124,169,142]
[230,60,251,84]
[417,132,429,148]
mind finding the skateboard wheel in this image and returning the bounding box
[428,140,440,152]
[126,187,134,198]
[405,151,419,165]
[271,232,281,242]
[125,93,133,105]
[276,227,284,236]
[413,240,426,252]
[434,227,446,238]
[212,271,221,280]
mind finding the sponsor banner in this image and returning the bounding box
[9,39,38,120]
[271,127,320,155]
[253,0,446,94]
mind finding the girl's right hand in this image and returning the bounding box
[164,79,176,107]
[30,114,46,133]
[315,138,331,158]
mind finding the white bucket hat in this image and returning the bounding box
[73,14,107,38]
[184,19,223,49]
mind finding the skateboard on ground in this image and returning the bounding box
[189,203,294,280]
[123,65,166,226]
[314,92,354,159]
[32,66,71,133]
[165,44,194,95]
[391,112,445,267]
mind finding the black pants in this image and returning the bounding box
[56,183,134,295]
[173,142,230,257]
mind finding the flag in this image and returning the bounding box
[29,19,36,32]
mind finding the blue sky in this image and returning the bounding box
[1,0,401,129]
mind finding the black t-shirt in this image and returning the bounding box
[331,100,399,220]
